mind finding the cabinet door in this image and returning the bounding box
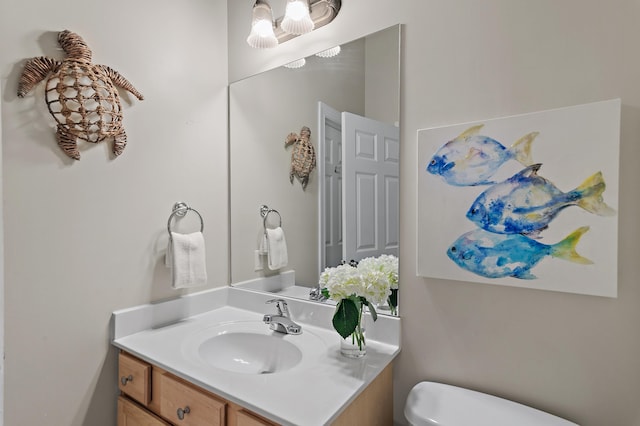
[119,352,152,405]
[159,373,226,425]
[236,410,276,426]
[227,402,277,426]
[118,396,171,426]
[332,364,393,426]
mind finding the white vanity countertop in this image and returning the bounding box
[112,286,400,426]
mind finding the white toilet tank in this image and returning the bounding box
[405,382,579,426]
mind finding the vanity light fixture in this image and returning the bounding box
[247,0,341,49]
[246,0,279,49]
[315,45,341,58]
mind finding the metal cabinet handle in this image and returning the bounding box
[120,375,133,386]
[177,406,191,420]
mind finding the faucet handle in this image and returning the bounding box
[266,298,288,316]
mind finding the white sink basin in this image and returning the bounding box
[198,332,302,374]
[182,321,326,375]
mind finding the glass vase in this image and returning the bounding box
[340,323,366,358]
[388,288,398,316]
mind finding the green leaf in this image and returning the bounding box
[388,288,398,308]
[332,298,359,339]
[367,301,378,322]
[360,297,378,322]
[321,288,330,299]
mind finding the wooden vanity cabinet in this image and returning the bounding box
[117,350,393,426]
[118,351,276,426]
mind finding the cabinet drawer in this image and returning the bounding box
[118,352,152,405]
[118,396,171,426]
[159,373,226,425]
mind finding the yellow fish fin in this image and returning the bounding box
[551,226,593,264]
[455,124,484,141]
[456,147,483,168]
[511,131,539,166]
[524,212,543,222]
[575,171,616,216]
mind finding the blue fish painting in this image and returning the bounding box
[467,164,615,235]
[427,124,538,186]
[447,227,592,279]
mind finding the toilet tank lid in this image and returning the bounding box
[404,382,579,426]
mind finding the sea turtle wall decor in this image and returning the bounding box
[285,126,316,190]
[17,30,144,160]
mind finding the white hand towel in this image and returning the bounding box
[266,227,288,270]
[166,231,207,289]
[258,233,268,255]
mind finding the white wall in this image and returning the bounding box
[229,1,640,425]
[0,1,228,425]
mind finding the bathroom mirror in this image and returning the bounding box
[229,25,400,314]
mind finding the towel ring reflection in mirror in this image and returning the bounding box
[167,202,204,242]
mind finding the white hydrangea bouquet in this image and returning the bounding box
[373,254,399,315]
[320,255,399,351]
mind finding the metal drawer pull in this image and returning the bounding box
[120,375,133,385]
[177,406,191,420]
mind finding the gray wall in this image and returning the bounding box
[365,28,400,126]
[228,1,640,426]
[0,1,228,424]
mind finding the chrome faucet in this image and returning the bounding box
[309,286,327,302]
[263,299,302,335]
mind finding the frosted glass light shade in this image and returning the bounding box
[281,0,314,35]
[247,0,278,49]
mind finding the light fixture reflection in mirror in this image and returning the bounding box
[230,25,401,316]
[284,58,306,69]
[315,45,341,58]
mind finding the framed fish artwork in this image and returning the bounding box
[416,99,620,297]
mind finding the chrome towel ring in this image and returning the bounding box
[167,202,204,240]
[260,204,282,229]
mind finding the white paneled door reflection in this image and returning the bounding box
[342,112,399,263]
